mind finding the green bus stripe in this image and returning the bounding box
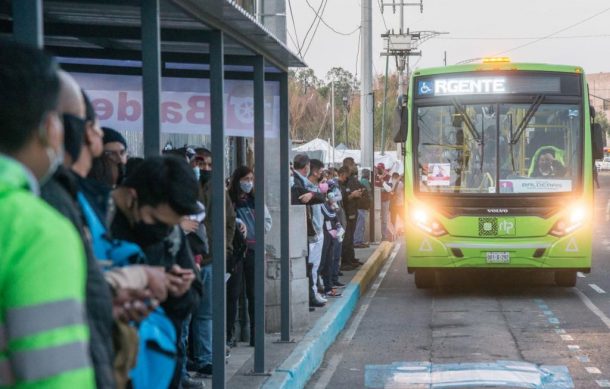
[12,341,91,382]
[6,299,85,340]
[0,358,16,386]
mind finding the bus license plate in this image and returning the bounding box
[486,252,510,264]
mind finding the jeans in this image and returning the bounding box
[226,259,244,342]
[308,232,324,298]
[332,240,342,284]
[354,209,368,245]
[191,263,212,368]
[243,249,255,343]
[180,315,191,378]
[341,215,357,264]
[381,200,390,240]
[321,231,336,292]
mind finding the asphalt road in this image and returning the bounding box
[306,173,610,389]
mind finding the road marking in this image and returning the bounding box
[312,354,342,389]
[312,243,401,389]
[586,367,602,374]
[590,284,607,294]
[597,379,610,387]
[578,272,586,278]
[560,334,574,341]
[574,288,610,330]
[577,356,591,363]
[555,329,566,334]
[568,345,580,350]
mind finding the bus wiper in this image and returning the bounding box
[509,95,545,145]
[451,97,481,142]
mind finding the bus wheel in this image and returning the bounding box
[554,271,577,287]
[415,270,435,289]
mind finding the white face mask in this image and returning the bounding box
[40,145,64,185]
[192,167,201,181]
[240,181,253,193]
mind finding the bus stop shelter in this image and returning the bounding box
[3,0,305,387]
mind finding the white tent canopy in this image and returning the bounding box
[292,138,403,174]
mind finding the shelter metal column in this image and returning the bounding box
[279,71,291,341]
[141,0,161,157]
[209,30,227,389]
[253,55,266,373]
[12,0,43,48]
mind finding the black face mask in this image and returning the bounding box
[62,113,87,161]
[133,221,172,248]
[200,169,211,186]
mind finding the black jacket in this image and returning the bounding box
[110,211,203,328]
[41,167,116,389]
[291,172,326,236]
[340,175,366,217]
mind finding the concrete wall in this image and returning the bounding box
[265,205,310,333]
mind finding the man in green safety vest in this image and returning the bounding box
[0,41,95,388]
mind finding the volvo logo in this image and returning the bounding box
[487,208,509,214]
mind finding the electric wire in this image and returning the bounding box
[302,0,329,58]
[304,0,361,36]
[287,0,303,57]
[495,6,610,55]
[300,0,327,55]
[440,34,610,41]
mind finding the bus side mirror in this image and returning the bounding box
[393,94,408,143]
[592,123,605,160]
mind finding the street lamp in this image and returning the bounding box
[342,96,349,147]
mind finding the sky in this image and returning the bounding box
[286,0,610,81]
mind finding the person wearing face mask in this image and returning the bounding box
[0,41,96,388]
[102,127,128,186]
[191,147,236,376]
[290,154,327,308]
[109,156,203,387]
[306,159,328,306]
[227,166,272,347]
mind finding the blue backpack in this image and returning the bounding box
[77,192,146,268]
[77,192,177,388]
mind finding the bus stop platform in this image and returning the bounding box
[197,241,395,388]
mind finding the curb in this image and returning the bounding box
[262,241,395,389]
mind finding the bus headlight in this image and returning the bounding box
[549,204,588,237]
[411,207,447,237]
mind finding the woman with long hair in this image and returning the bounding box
[227,166,272,346]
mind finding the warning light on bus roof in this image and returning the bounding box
[482,57,511,64]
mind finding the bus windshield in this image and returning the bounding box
[416,101,582,194]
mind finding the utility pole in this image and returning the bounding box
[331,80,335,167]
[360,0,374,169]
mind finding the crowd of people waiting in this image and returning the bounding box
[0,41,275,389]
[0,41,405,389]
[290,154,404,308]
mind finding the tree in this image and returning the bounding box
[596,110,610,136]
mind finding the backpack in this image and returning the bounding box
[129,307,177,389]
[77,192,177,388]
[77,192,146,267]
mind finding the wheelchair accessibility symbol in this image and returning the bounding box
[418,81,433,96]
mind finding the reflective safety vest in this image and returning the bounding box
[0,156,95,388]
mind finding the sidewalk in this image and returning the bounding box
[200,241,395,388]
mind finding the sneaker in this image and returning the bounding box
[325,288,342,298]
[333,281,346,288]
[309,300,325,308]
[315,292,327,304]
[182,374,206,388]
[194,364,213,377]
[338,271,344,276]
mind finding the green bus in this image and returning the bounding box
[397,58,604,288]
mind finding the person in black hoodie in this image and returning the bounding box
[109,156,203,388]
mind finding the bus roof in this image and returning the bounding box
[412,62,584,77]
